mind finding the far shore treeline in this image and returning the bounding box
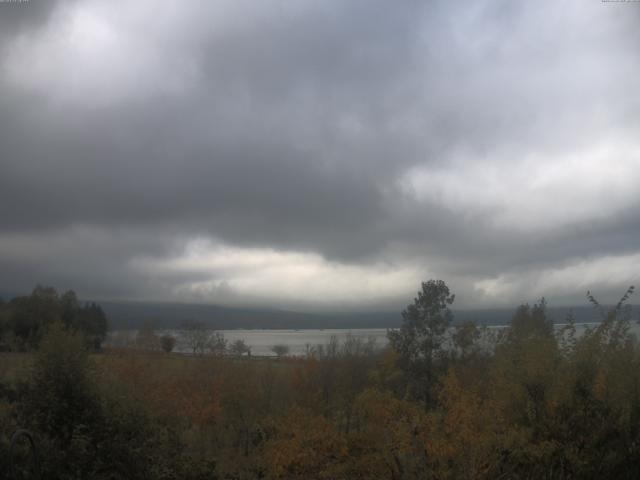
[2,281,640,478]
[1,287,616,333]
[0,286,107,351]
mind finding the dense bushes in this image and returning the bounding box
[11,323,181,479]
[2,282,640,478]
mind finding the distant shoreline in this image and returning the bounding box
[101,301,620,331]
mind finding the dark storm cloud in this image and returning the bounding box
[0,0,427,259]
[0,0,639,307]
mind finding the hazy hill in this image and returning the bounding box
[100,301,615,330]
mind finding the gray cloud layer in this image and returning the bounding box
[1,0,639,310]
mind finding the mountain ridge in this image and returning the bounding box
[100,300,624,330]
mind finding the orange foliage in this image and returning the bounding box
[263,408,348,480]
[424,370,507,479]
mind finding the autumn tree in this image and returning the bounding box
[350,389,427,478]
[17,322,101,477]
[490,300,558,443]
[230,339,251,357]
[208,331,228,356]
[18,322,186,478]
[336,334,379,433]
[271,344,290,357]
[7,286,61,349]
[508,298,553,344]
[160,334,176,353]
[181,320,212,355]
[59,290,108,349]
[0,286,108,350]
[388,279,455,407]
[75,301,108,350]
[426,370,506,479]
[452,320,480,359]
[262,408,348,479]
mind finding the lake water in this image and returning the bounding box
[109,328,390,356]
[108,321,640,357]
[220,328,390,356]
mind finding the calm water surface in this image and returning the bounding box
[109,322,640,357]
[110,328,389,356]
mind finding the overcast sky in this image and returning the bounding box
[1,0,639,311]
